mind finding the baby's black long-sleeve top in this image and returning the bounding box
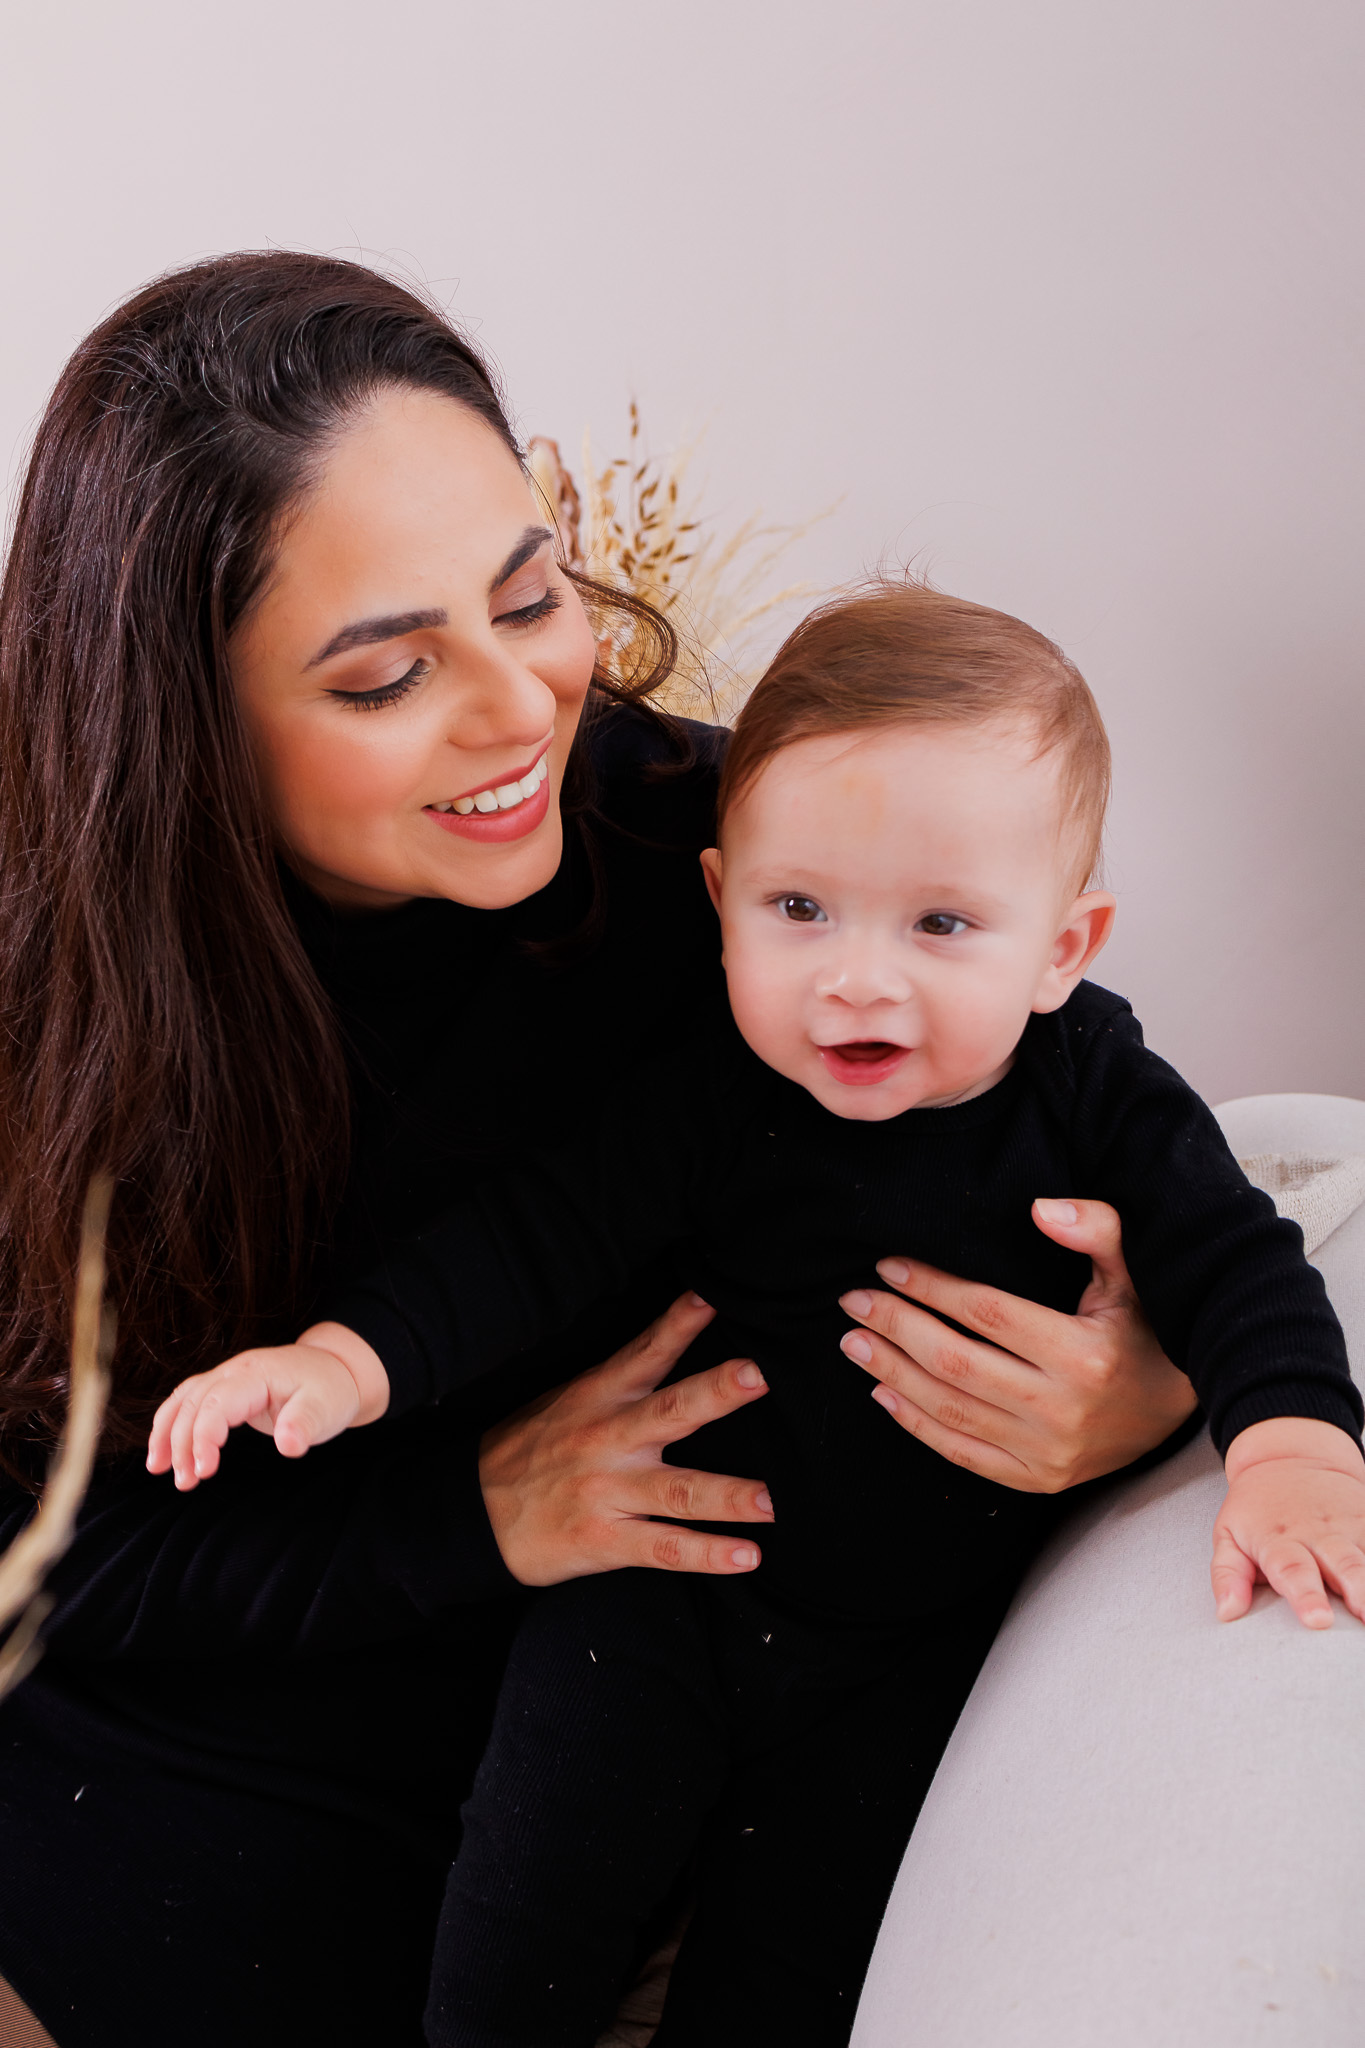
[334,981,1361,1622]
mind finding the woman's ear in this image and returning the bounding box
[700,847,723,915]
[1032,891,1117,1012]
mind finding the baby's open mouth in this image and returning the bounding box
[817,1041,912,1087]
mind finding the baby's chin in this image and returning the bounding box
[741,1040,940,1122]
[740,1033,1015,1122]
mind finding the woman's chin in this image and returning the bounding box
[427,808,565,910]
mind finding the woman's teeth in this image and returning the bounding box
[433,753,549,817]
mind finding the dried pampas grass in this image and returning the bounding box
[0,1176,114,1700]
[528,406,832,725]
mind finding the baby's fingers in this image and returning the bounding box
[1256,1537,1334,1629]
[189,1373,272,1483]
[272,1378,357,1459]
[1210,1528,1258,1621]
[147,1386,194,1476]
[1316,1542,1365,1626]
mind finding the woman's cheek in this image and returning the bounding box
[277,719,422,845]
[542,591,598,713]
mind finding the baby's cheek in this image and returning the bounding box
[939,982,1034,1076]
[723,958,805,1078]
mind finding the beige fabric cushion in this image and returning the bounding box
[1238,1150,1365,1254]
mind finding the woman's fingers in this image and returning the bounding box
[863,1258,1076,1373]
[862,1377,1039,1490]
[1029,1198,1133,1312]
[602,1292,718,1397]
[614,1522,761,1576]
[841,1286,1043,1413]
[631,1460,774,1526]
[841,1320,1021,1449]
[478,1304,773,1587]
[635,1353,769,1448]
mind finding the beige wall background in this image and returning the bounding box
[3,0,1362,1102]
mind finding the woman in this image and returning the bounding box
[0,253,1197,2047]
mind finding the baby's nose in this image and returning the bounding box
[818,958,915,1007]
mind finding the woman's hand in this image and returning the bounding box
[838,1198,1197,1494]
[478,1293,775,1586]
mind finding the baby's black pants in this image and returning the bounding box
[425,1568,1015,2048]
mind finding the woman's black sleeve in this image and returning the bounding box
[0,1409,518,1661]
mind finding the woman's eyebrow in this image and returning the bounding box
[489,524,552,593]
[305,526,552,667]
[307,608,447,668]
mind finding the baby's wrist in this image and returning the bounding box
[296,1321,391,1426]
[1224,1414,1365,1483]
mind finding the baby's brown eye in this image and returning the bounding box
[778,895,826,924]
[916,912,967,937]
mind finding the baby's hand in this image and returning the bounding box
[1212,1417,1365,1629]
[146,1322,390,1491]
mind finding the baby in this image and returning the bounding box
[150,582,1365,2047]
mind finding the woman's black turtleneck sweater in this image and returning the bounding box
[0,706,728,1853]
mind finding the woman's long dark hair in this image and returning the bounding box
[0,250,680,1482]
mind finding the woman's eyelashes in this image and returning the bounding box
[493,587,562,630]
[329,658,430,712]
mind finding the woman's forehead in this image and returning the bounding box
[243,389,538,655]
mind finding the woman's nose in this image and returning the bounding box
[443,641,557,753]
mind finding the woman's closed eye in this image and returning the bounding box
[915,911,969,937]
[775,894,827,924]
[493,587,563,631]
[328,658,431,712]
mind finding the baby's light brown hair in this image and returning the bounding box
[718,580,1111,891]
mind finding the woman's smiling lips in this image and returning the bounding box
[817,1041,912,1087]
[425,750,552,843]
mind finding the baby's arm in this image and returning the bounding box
[146,1322,390,1491]
[1213,1415,1365,1627]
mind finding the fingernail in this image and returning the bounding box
[841,1289,873,1317]
[688,1292,711,1308]
[871,1385,898,1413]
[841,1332,873,1365]
[731,1545,759,1570]
[736,1362,765,1389]
[876,1259,911,1286]
[756,1490,774,1516]
[1034,1198,1078,1226]
[1215,1597,1235,1622]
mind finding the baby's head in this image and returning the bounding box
[702,581,1116,1121]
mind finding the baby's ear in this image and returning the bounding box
[699,847,724,915]
[1032,891,1117,1013]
